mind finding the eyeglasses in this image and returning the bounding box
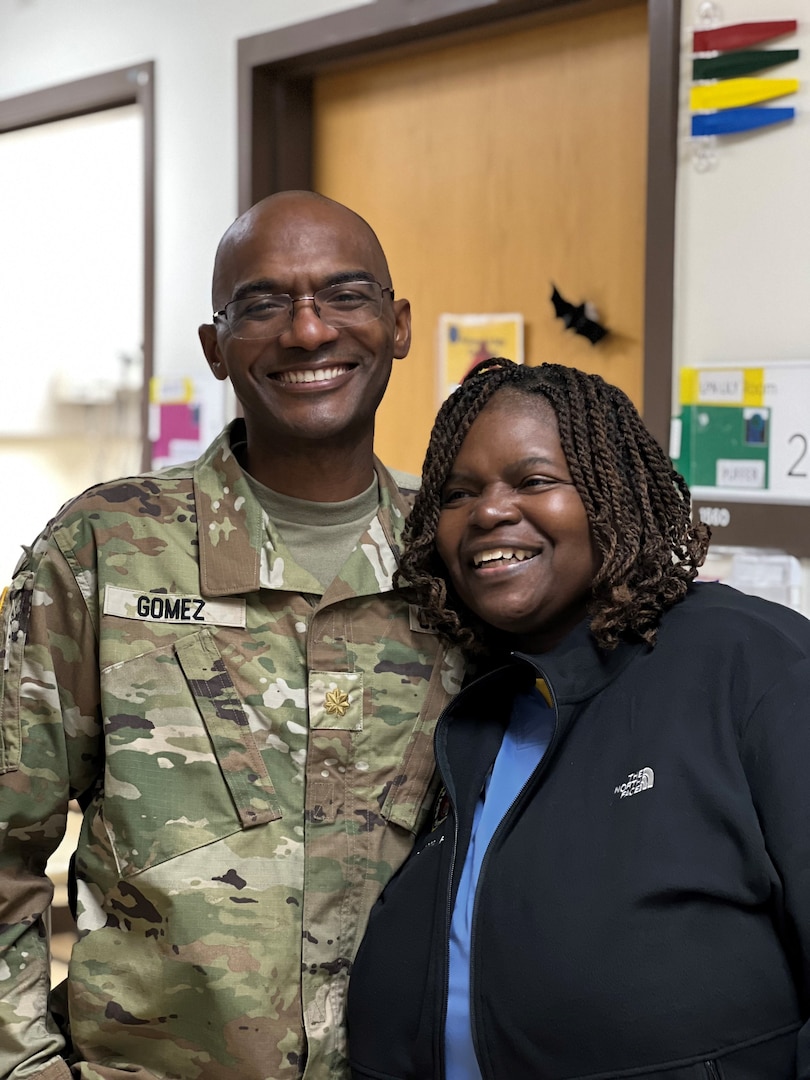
[213,280,394,340]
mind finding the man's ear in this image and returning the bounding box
[392,298,411,360]
[199,323,228,381]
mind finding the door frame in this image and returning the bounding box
[237,0,680,447]
[0,63,156,469]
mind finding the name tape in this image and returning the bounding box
[103,585,246,627]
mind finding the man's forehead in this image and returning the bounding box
[212,199,387,301]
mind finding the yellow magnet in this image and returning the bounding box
[690,77,799,112]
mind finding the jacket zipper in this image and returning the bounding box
[435,670,497,1080]
[434,675,473,1080]
[439,813,460,1080]
[467,663,561,1080]
[704,1063,721,1079]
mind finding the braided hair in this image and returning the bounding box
[397,357,710,654]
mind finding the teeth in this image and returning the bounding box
[276,366,349,385]
[473,548,535,567]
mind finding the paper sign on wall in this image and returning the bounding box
[437,313,524,403]
[149,376,223,469]
[673,361,810,504]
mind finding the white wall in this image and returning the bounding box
[0,104,146,577]
[0,0,369,410]
[0,107,143,434]
[673,0,810,615]
[673,0,809,371]
[0,0,368,577]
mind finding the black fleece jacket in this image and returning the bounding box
[348,583,810,1080]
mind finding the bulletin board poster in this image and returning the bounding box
[437,313,524,402]
[674,362,810,504]
[149,375,222,469]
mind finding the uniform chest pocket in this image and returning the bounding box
[347,609,452,838]
[100,628,281,877]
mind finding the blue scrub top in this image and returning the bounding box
[445,682,554,1080]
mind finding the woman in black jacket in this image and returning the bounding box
[347,357,810,1080]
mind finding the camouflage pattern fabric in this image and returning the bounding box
[0,421,464,1080]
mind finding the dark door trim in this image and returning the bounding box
[0,63,156,469]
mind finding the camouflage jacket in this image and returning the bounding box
[0,422,464,1080]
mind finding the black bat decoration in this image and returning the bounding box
[550,284,608,345]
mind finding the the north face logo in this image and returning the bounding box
[614,767,655,799]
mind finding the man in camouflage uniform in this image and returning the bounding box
[0,191,463,1079]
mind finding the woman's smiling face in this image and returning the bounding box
[436,391,601,653]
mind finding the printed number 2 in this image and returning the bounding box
[787,433,808,478]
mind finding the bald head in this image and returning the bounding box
[197,187,412,491]
[210,191,392,310]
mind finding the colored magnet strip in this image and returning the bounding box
[690,77,799,111]
[693,49,800,81]
[693,20,797,53]
[691,106,795,137]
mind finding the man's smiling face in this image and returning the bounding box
[200,192,411,458]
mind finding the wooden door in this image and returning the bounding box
[314,4,648,475]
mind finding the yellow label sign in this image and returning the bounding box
[680,367,765,408]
